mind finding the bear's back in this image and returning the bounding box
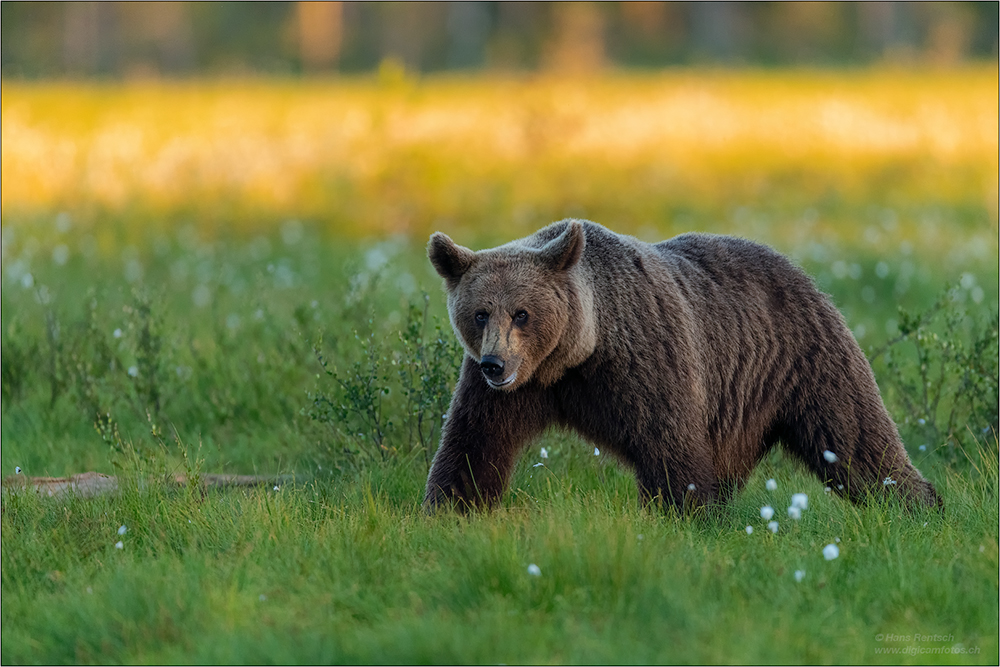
[650,232,841,326]
[654,233,811,296]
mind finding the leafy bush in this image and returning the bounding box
[870,285,999,468]
[308,292,463,473]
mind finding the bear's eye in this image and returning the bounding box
[474,311,488,326]
[514,310,529,324]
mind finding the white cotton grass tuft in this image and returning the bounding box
[760,505,774,520]
[118,525,127,536]
[823,544,840,560]
[527,564,541,577]
[593,447,600,456]
[883,477,897,486]
[790,493,808,510]
[540,447,548,459]
[745,525,753,534]
[767,521,779,533]
[823,450,838,463]
[794,570,805,582]
[765,478,777,491]
[115,541,124,550]
[687,483,696,491]
[273,485,280,491]
[787,506,802,521]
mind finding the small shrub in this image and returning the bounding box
[870,285,999,468]
[308,294,463,472]
[396,293,465,469]
[311,327,395,467]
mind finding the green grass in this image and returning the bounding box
[2,445,997,664]
[2,73,998,664]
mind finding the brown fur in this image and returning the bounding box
[424,220,939,511]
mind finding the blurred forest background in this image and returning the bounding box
[3,1,998,78]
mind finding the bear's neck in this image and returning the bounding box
[534,268,597,387]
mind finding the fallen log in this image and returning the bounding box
[1,471,296,499]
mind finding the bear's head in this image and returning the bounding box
[428,220,596,390]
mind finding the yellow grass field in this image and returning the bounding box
[3,68,997,246]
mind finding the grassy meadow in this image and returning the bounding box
[2,68,998,664]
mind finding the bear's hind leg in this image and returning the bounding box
[781,399,939,508]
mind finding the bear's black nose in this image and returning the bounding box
[480,355,505,379]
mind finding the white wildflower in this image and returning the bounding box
[532,462,543,468]
[745,525,753,534]
[765,478,777,491]
[593,447,600,456]
[823,543,840,560]
[767,521,779,533]
[115,541,124,549]
[760,505,774,520]
[527,563,541,577]
[113,328,123,339]
[540,447,548,459]
[794,570,805,582]
[823,450,838,463]
[919,445,926,452]
[273,485,280,491]
[791,493,808,510]
[824,486,832,494]
[118,525,127,535]
[128,365,139,378]
[787,506,802,521]
[882,477,897,486]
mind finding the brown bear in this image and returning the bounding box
[424,219,939,511]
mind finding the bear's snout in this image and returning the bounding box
[479,354,519,388]
[479,355,505,379]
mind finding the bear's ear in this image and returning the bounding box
[538,220,585,272]
[428,232,476,286]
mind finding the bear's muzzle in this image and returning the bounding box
[480,355,519,388]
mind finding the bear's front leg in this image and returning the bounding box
[424,356,553,511]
